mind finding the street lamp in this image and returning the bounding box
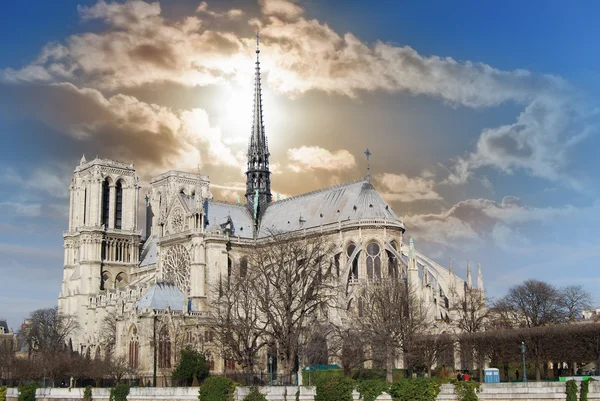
[268,356,273,386]
[520,342,527,383]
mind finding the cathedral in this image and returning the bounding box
[57,39,481,383]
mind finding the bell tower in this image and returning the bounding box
[245,33,272,224]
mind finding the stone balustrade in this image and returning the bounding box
[4,381,600,401]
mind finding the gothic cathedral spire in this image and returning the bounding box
[245,32,272,223]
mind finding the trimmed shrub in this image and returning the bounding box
[0,386,7,401]
[198,376,236,401]
[173,348,210,386]
[243,387,267,401]
[314,371,354,401]
[357,379,389,401]
[389,379,440,401]
[109,383,130,401]
[83,385,93,401]
[566,380,578,401]
[18,382,39,401]
[580,378,594,401]
[454,381,480,401]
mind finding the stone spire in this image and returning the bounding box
[467,261,473,289]
[477,263,484,292]
[245,32,272,223]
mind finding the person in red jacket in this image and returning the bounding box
[463,372,470,381]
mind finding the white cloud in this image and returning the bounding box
[287,146,356,172]
[0,202,42,217]
[375,172,441,203]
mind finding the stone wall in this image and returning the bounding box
[10,381,600,401]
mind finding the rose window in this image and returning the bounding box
[162,244,191,294]
[170,208,184,233]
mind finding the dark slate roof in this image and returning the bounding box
[0,319,9,334]
[258,179,402,237]
[205,200,254,239]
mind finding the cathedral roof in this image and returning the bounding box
[136,282,186,311]
[258,178,403,237]
[140,235,158,267]
[205,200,254,239]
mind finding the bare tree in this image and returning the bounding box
[412,332,454,378]
[354,278,426,382]
[23,307,79,386]
[560,285,593,322]
[209,269,268,373]
[450,286,489,332]
[249,232,339,378]
[106,354,134,384]
[99,309,118,357]
[494,279,566,327]
[328,325,367,376]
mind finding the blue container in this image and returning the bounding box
[484,368,500,383]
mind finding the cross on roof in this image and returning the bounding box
[364,148,372,182]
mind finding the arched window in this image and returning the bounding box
[334,253,340,277]
[115,181,123,229]
[115,272,128,288]
[387,250,398,279]
[358,297,365,317]
[102,271,113,290]
[347,243,359,281]
[128,326,139,369]
[240,257,248,278]
[102,180,110,227]
[83,187,87,225]
[366,242,381,280]
[158,326,171,369]
[227,257,232,277]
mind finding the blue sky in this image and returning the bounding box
[1,0,600,330]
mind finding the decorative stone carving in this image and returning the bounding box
[162,244,191,294]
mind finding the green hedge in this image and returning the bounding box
[454,381,480,401]
[566,380,578,401]
[109,383,129,401]
[0,386,7,401]
[357,379,389,401]
[389,379,440,401]
[314,371,354,401]
[580,378,594,401]
[198,376,237,401]
[83,385,92,401]
[18,383,39,401]
[243,387,267,401]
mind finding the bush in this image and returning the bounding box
[454,381,480,401]
[0,386,7,401]
[174,348,211,386]
[566,380,578,401]
[109,383,130,401]
[18,382,40,401]
[198,376,236,401]
[389,379,440,401]
[580,378,594,401]
[83,385,93,401]
[243,387,267,401]
[357,379,389,401]
[314,371,354,401]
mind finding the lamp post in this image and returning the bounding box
[520,342,527,383]
[268,356,273,386]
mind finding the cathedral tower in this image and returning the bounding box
[59,157,141,352]
[245,33,272,223]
